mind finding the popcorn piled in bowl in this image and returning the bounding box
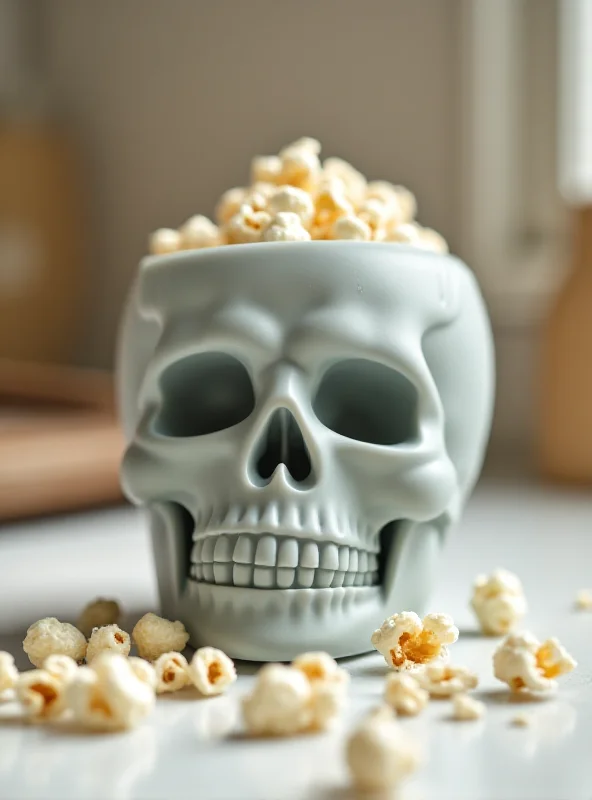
[148,137,448,254]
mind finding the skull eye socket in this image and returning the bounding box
[313,358,418,445]
[154,352,255,437]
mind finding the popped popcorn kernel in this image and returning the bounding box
[128,657,157,689]
[149,228,181,256]
[179,215,222,250]
[43,654,78,686]
[251,155,282,185]
[384,673,428,716]
[65,653,155,731]
[452,693,485,721]
[323,157,367,206]
[358,197,394,239]
[346,706,421,792]
[189,647,236,696]
[86,625,131,663]
[23,618,87,668]
[471,569,527,636]
[416,663,478,697]
[242,664,312,737]
[331,214,372,241]
[16,669,64,719]
[0,651,18,693]
[419,226,449,254]
[493,632,577,693]
[153,652,190,694]
[371,611,458,670]
[132,613,189,662]
[215,187,247,225]
[225,204,273,244]
[267,186,314,226]
[386,221,423,245]
[279,139,321,192]
[77,598,121,638]
[312,179,353,239]
[292,651,348,730]
[245,182,276,211]
[263,212,311,242]
[575,589,592,610]
[367,182,417,223]
[510,714,531,727]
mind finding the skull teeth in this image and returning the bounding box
[190,533,379,589]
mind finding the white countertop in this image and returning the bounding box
[1,479,591,800]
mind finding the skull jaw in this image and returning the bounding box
[149,504,444,661]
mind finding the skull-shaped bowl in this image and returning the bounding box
[117,241,494,661]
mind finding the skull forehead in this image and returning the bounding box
[140,242,461,334]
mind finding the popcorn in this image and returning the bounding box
[384,673,429,716]
[215,187,247,225]
[16,669,64,719]
[23,618,87,668]
[263,212,311,242]
[371,611,459,670]
[510,714,530,727]
[346,707,421,792]
[179,215,222,250]
[452,693,485,721]
[149,228,181,256]
[279,138,321,192]
[0,651,18,693]
[86,625,131,663]
[146,138,448,253]
[416,663,478,697]
[493,632,577,693]
[471,568,527,636]
[188,647,236,696]
[292,651,348,730]
[43,654,78,686]
[267,186,314,226]
[77,598,121,638]
[132,613,189,662]
[242,664,313,736]
[323,157,367,206]
[575,589,592,610]
[225,204,273,244]
[65,653,155,731]
[367,181,417,223]
[331,214,372,241]
[251,155,283,185]
[128,657,157,689]
[153,652,190,694]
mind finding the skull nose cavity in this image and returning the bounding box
[251,408,313,486]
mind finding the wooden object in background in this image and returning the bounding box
[539,207,592,483]
[0,361,125,521]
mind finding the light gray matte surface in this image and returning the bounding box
[1,480,591,799]
[117,243,494,659]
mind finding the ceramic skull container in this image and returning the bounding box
[118,242,494,660]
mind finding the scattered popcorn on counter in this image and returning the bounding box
[346,706,421,792]
[291,651,348,686]
[575,589,592,610]
[153,652,190,694]
[65,653,155,731]
[452,693,485,721]
[292,651,349,731]
[510,714,531,727]
[23,618,87,668]
[0,651,18,694]
[493,632,577,693]
[86,624,131,663]
[416,664,479,698]
[77,598,121,638]
[131,613,189,662]
[471,569,527,636]
[384,673,429,716]
[43,654,78,686]
[189,647,237,697]
[16,669,64,719]
[371,611,459,670]
[147,137,448,254]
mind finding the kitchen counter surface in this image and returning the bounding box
[1,479,591,800]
